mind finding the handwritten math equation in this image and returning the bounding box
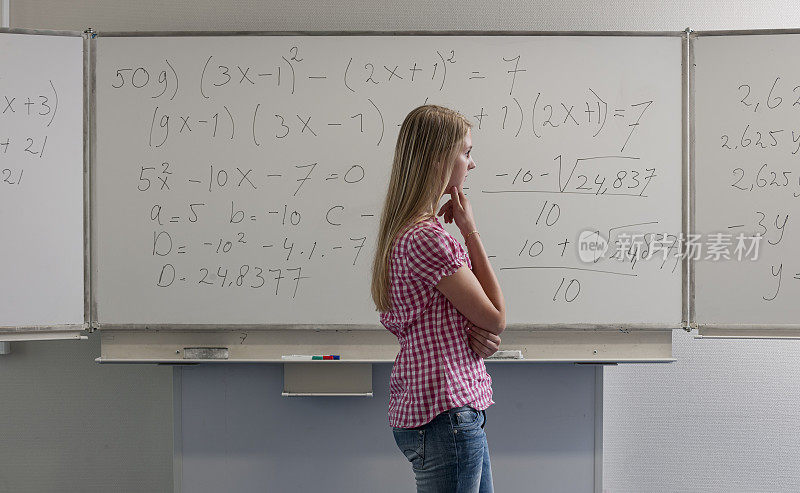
[110,46,654,153]
[98,37,679,313]
[0,80,60,186]
[134,158,372,298]
[707,74,800,303]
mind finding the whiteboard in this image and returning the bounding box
[0,32,85,328]
[94,34,683,327]
[693,33,800,328]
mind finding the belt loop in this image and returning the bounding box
[481,409,486,429]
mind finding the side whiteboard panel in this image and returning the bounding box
[0,32,84,330]
[694,33,800,331]
[94,35,682,328]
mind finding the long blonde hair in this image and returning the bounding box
[371,105,472,312]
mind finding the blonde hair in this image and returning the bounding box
[371,105,472,312]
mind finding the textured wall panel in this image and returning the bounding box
[604,330,800,492]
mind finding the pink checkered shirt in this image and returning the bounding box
[380,217,494,429]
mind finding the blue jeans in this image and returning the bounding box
[392,406,493,493]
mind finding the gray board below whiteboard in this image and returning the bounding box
[93,33,683,328]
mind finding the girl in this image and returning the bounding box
[371,105,506,492]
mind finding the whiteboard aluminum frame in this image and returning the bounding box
[0,27,82,36]
[688,30,697,330]
[696,326,800,339]
[88,29,98,329]
[90,30,685,335]
[690,29,800,337]
[682,28,691,331]
[96,323,680,331]
[1,0,8,28]
[0,27,89,341]
[0,330,87,342]
[94,30,684,38]
[692,28,800,37]
[84,29,93,330]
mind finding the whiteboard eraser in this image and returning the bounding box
[183,347,229,359]
[487,350,523,359]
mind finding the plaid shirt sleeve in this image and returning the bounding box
[406,226,468,286]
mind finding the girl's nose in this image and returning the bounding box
[468,160,476,170]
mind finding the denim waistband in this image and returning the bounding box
[445,405,476,415]
[399,406,487,430]
[445,406,486,429]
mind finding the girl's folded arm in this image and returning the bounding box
[437,264,505,335]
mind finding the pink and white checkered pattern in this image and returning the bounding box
[380,217,494,428]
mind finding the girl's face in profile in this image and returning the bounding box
[444,128,475,193]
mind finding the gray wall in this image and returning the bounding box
[178,362,597,492]
[9,0,800,31]
[0,334,172,493]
